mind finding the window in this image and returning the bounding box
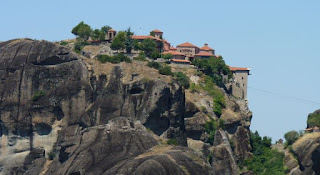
[242,77,244,80]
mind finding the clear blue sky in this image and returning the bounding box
[1,0,320,141]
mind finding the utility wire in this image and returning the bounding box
[248,86,320,105]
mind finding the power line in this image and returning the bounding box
[248,86,320,105]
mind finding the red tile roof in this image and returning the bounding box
[171,59,191,63]
[152,29,163,33]
[229,66,250,71]
[177,42,198,48]
[163,51,185,56]
[170,47,177,51]
[195,52,214,57]
[108,29,116,32]
[200,45,214,51]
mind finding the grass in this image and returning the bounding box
[167,138,179,145]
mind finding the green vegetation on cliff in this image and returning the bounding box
[307,111,320,128]
[243,131,285,175]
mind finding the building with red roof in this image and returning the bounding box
[106,29,117,41]
[171,59,191,65]
[228,66,251,100]
[200,43,215,55]
[194,51,214,59]
[163,50,185,60]
[176,42,200,59]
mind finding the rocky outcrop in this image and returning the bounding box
[0,39,190,174]
[286,133,320,175]
[212,130,239,175]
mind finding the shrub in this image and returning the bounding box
[204,119,218,145]
[147,61,161,69]
[159,65,173,76]
[284,130,299,145]
[60,41,68,46]
[32,90,46,101]
[218,119,225,129]
[97,54,131,64]
[174,72,190,89]
[47,151,56,160]
[74,41,87,54]
[133,52,147,61]
[189,83,200,93]
[167,138,179,145]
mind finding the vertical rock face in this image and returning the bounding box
[212,130,239,175]
[0,39,191,174]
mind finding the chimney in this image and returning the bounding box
[204,43,208,47]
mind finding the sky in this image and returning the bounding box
[1,0,320,141]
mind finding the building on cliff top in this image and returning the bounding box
[229,67,251,100]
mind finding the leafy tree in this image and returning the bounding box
[101,25,112,33]
[71,21,91,41]
[124,27,134,53]
[111,31,126,51]
[91,29,105,41]
[284,130,299,145]
[174,72,190,89]
[307,112,320,128]
[150,50,160,59]
[141,39,157,57]
[133,40,142,51]
[192,56,232,87]
[163,53,173,60]
[150,31,155,36]
[245,131,285,175]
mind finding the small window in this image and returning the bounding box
[242,77,244,80]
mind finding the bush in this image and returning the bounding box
[174,72,190,89]
[218,119,225,129]
[147,61,161,69]
[32,90,46,101]
[133,52,147,61]
[204,119,218,145]
[47,151,56,160]
[97,54,131,64]
[159,65,173,76]
[167,138,179,145]
[284,130,299,145]
[189,83,200,93]
[60,41,68,46]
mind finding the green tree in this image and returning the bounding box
[150,50,160,59]
[192,56,231,87]
[101,25,112,33]
[125,27,134,54]
[163,53,173,60]
[150,31,155,36]
[307,112,320,128]
[141,39,157,57]
[111,31,126,51]
[71,21,92,41]
[284,130,299,145]
[91,29,104,41]
[245,131,285,175]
